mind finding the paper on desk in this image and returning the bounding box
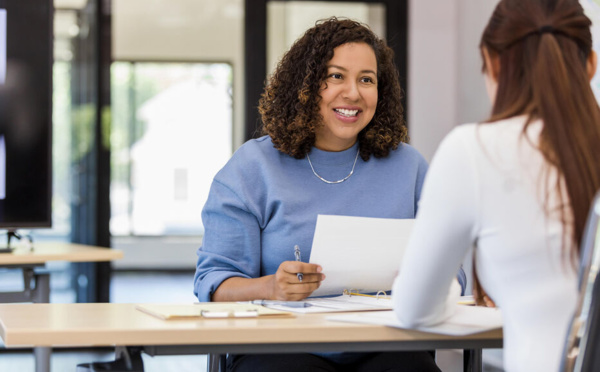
[264,294,393,314]
[328,306,503,336]
[309,215,414,297]
[136,303,293,320]
[262,295,475,315]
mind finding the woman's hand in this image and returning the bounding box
[269,261,325,301]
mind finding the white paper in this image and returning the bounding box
[328,306,503,336]
[259,295,475,314]
[0,9,6,85]
[309,215,415,297]
[265,294,393,314]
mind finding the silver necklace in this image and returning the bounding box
[306,149,360,184]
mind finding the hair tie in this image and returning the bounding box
[538,25,555,34]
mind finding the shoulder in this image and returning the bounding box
[441,116,532,158]
[386,142,428,168]
[430,118,527,172]
[231,135,277,158]
[215,135,285,183]
[454,116,530,144]
[226,136,283,168]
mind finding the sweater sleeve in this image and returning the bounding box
[193,177,262,302]
[414,151,429,214]
[392,126,479,327]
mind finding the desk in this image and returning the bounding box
[0,303,502,372]
[0,242,123,303]
[0,243,123,372]
[0,242,124,266]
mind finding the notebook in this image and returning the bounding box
[136,303,293,320]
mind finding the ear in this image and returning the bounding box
[587,50,597,81]
[482,47,500,83]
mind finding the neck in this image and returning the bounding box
[314,138,358,152]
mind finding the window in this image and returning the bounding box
[110,62,232,236]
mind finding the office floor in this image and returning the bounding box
[0,269,504,372]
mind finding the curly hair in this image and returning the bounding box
[258,17,407,160]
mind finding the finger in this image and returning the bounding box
[484,296,496,308]
[293,272,325,283]
[287,282,321,296]
[281,272,324,285]
[284,262,322,275]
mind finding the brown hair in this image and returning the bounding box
[258,17,407,160]
[474,0,600,303]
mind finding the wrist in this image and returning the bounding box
[262,274,276,300]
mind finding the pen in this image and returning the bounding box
[252,300,312,308]
[294,245,303,282]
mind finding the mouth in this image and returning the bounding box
[334,108,360,118]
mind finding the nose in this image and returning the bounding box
[341,81,360,101]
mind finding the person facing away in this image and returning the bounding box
[194,17,443,372]
[392,0,600,371]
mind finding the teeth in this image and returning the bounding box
[335,108,359,117]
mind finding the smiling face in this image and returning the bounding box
[315,42,378,152]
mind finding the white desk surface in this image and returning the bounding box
[0,242,123,265]
[0,303,502,348]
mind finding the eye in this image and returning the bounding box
[360,76,376,84]
[328,73,342,80]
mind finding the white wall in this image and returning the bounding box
[409,0,497,162]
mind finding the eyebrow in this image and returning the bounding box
[328,64,377,75]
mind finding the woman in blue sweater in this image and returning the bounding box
[194,17,438,372]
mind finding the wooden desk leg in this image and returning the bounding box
[33,271,51,372]
[463,349,483,372]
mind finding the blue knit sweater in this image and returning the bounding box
[194,136,429,302]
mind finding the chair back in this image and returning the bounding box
[561,191,600,371]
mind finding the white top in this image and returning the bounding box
[393,116,578,372]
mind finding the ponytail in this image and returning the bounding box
[481,0,600,255]
[532,30,600,256]
[473,0,600,304]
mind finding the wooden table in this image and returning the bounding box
[0,242,123,303]
[0,242,123,266]
[0,303,503,372]
[0,243,123,372]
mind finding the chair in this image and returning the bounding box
[561,191,600,371]
[208,353,226,372]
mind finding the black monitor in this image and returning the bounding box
[0,0,52,234]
